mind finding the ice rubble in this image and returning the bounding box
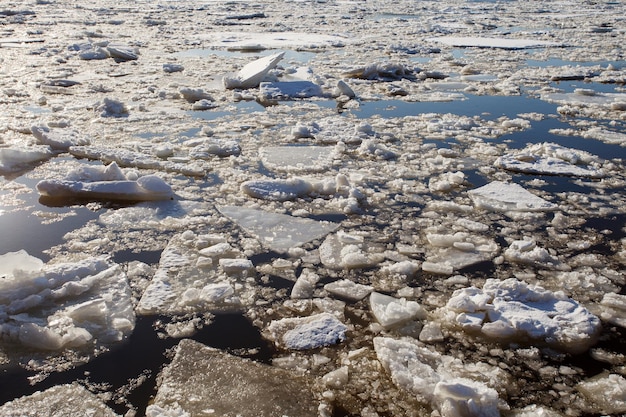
[259,145,337,173]
[0,383,120,417]
[36,161,174,201]
[369,292,427,330]
[577,372,626,415]
[494,143,605,178]
[148,339,318,417]
[0,250,134,354]
[266,313,348,350]
[445,278,601,353]
[468,181,557,212]
[31,126,90,151]
[374,337,503,417]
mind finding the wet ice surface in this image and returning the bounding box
[1,0,626,416]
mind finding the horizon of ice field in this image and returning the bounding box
[0,0,626,416]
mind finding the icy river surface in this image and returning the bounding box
[1,0,626,416]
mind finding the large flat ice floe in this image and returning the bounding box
[428,36,562,49]
[148,339,318,417]
[468,181,557,212]
[445,278,601,353]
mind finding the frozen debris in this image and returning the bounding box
[31,125,90,151]
[507,405,564,416]
[163,63,184,73]
[94,97,129,117]
[357,139,397,160]
[494,143,605,178]
[424,232,499,274]
[597,292,626,328]
[334,79,356,99]
[428,36,561,49]
[343,62,417,81]
[468,181,557,212]
[324,279,373,301]
[149,339,318,417]
[70,42,109,60]
[266,312,347,350]
[446,278,601,353]
[504,239,569,271]
[217,205,339,253]
[178,87,213,103]
[188,139,241,158]
[581,127,626,147]
[105,43,138,62]
[291,268,320,299]
[419,322,444,343]
[369,292,427,329]
[223,51,285,90]
[542,90,626,111]
[577,372,626,415]
[319,232,384,270]
[0,252,134,356]
[0,383,120,417]
[37,161,174,202]
[259,145,336,173]
[69,145,206,177]
[259,80,324,101]
[137,231,255,316]
[374,337,502,417]
[322,365,350,389]
[240,177,313,201]
[428,171,465,192]
[0,146,52,173]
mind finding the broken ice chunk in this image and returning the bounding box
[240,177,313,201]
[468,181,557,212]
[31,125,90,151]
[446,278,601,353]
[36,162,174,202]
[577,372,626,415]
[0,249,44,279]
[217,205,339,253]
[597,292,626,328]
[266,313,347,350]
[369,292,427,329]
[504,239,568,271]
[106,43,138,61]
[324,279,373,301]
[0,146,52,173]
[0,383,120,417]
[259,80,324,100]
[223,51,284,89]
[494,143,605,178]
[259,145,336,173]
[149,339,318,417]
[319,232,383,270]
[291,269,320,299]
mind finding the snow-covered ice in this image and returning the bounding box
[468,181,558,212]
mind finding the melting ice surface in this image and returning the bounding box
[1,0,626,416]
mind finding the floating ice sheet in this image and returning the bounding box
[428,36,561,49]
[495,142,605,178]
[0,383,120,417]
[259,80,324,100]
[266,312,347,350]
[259,145,336,173]
[446,278,601,353]
[0,146,52,173]
[217,205,339,253]
[468,181,557,212]
[148,339,318,417]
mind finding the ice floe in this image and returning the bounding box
[266,312,347,350]
[36,161,174,202]
[0,146,52,173]
[468,181,557,212]
[428,36,562,49]
[445,278,601,353]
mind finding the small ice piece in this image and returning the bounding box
[0,384,120,417]
[598,293,626,328]
[179,87,213,103]
[334,79,356,98]
[217,206,339,253]
[149,339,318,416]
[324,279,373,301]
[31,126,90,151]
[0,249,44,278]
[106,43,138,61]
[319,233,383,270]
[428,36,561,49]
[266,313,347,350]
[468,181,557,212]
[369,292,427,329]
[240,177,313,201]
[421,261,454,275]
[259,145,336,173]
[577,372,626,414]
[446,278,601,353]
[494,143,605,178]
[322,366,350,389]
[419,322,444,343]
[94,97,128,117]
[259,80,324,100]
[223,51,285,89]
[163,63,184,73]
[36,162,174,201]
[291,269,320,299]
[343,62,416,81]
[0,146,52,172]
[188,139,241,158]
[504,239,567,270]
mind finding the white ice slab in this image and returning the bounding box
[217,205,339,253]
[0,146,52,172]
[223,51,284,89]
[0,383,120,417]
[319,232,384,270]
[31,126,90,151]
[324,279,373,301]
[428,36,561,49]
[266,312,347,350]
[260,145,336,173]
[446,278,601,353]
[259,80,324,100]
[369,292,427,329]
[495,143,605,178]
[577,373,626,414]
[149,339,318,417]
[468,181,557,212]
[240,177,313,201]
